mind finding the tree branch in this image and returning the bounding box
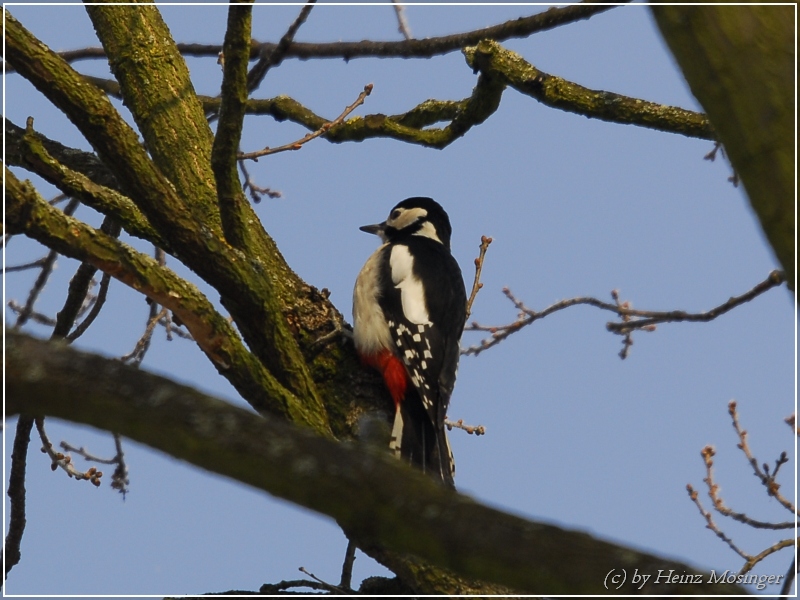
[212,1,255,249]
[464,40,714,140]
[3,416,34,581]
[4,11,196,239]
[465,235,492,319]
[463,271,786,357]
[246,0,316,93]
[34,3,622,65]
[652,5,795,290]
[235,65,503,152]
[4,117,121,193]
[13,118,165,248]
[4,168,320,429]
[202,93,472,148]
[4,331,746,596]
[7,8,332,426]
[239,84,374,160]
[82,3,223,234]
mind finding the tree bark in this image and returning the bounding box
[5,331,745,596]
[651,4,795,291]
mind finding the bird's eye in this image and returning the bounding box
[390,209,401,220]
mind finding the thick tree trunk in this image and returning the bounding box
[651,5,795,291]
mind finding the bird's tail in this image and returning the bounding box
[391,402,455,488]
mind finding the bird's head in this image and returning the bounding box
[360,197,453,248]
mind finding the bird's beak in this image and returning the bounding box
[359,222,386,236]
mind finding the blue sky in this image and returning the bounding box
[3,2,796,596]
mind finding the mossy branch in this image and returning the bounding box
[83,4,329,417]
[201,37,712,152]
[205,73,503,152]
[5,331,746,596]
[3,168,323,431]
[7,7,330,427]
[4,117,121,192]
[3,10,198,242]
[464,39,715,140]
[84,2,223,233]
[211,1,254,250]
[15,118,165,249]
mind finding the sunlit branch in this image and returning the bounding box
[239,84,373,160]
[213,1,255,249]
[4,168,309,422]
[464,40,714,140]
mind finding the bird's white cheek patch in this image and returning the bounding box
[390,245,431,325]
[412,221,442,243]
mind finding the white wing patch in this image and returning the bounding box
[389,245,431,325]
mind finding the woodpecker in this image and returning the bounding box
[353,197,466,488]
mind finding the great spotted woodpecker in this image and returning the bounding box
[353,197,466,488]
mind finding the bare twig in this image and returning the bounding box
[158,314,192,340]
[465,235,492,320]
[463,270,785,357]
[66,273,111,342]
[390,0,412,40]
[110,434,130,498]
[7,301,57,327]
[307,318,347,353]
[238,157,283,203]
[35,4,620,66]
[11,197,81,329]
[59,441,120,465]
[728,401,797,515]
[686,483,751,561]
[3,257,49,273]
[247,0,317,93]
[688,403,797,580]
[117,250,172,366]
[605,271,785,333]
[298,566,347,594]
[35,417,102,486]
[740,539,796,576]
[121,305,169,366]
[4,416,34,580]
[445,419,486,436]
[610,289,636,359]
[699,445,794,530]
[60,434,129,498]
[239,83,373,160]
[12,249,58,329]
[339,538,357,590]
[779,557,796,596]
